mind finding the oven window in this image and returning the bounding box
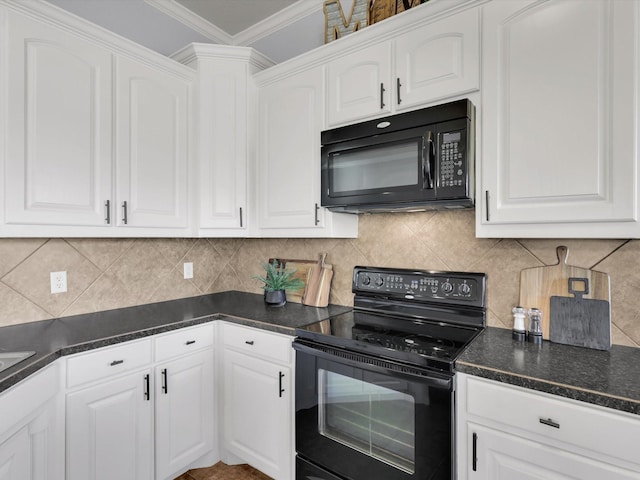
[318,369,415,474]
[330,141,419,193]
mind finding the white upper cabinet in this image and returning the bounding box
[255,66,357,237]
[4,10,113,228]
[326,7,480,127]
[327,43,392,126]
[257,67,324,231]
[478,0,640,238]
[1,3,194,237]
[173,45,273,236]
[115,56,189,229]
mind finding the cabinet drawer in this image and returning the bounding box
[154,323,214,362]
[66,339,152,389]
[465,376,640,466]
[221,322,292,364]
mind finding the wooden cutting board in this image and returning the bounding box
[302,253,334,308]
[268,258,316,304]
[519,246,610,340]
[549,277,611,350]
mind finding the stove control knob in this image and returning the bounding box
[375,277,384,287]
[362,275,371,286]
[441,282,453,294]
[458,283,471,295]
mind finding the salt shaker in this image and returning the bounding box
[511,306,527,341]
[527,308,543,344]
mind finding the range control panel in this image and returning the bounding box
[353,267,486,308]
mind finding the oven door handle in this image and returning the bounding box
[293,341,452,390]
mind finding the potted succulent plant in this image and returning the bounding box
[253,259,305,307]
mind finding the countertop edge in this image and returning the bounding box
[456,361,640,416]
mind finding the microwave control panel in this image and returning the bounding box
[435,117,472,198]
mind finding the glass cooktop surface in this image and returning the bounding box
[296,310,483,372]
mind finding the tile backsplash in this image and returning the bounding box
[0,210,637,347]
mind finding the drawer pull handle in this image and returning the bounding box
[185,340,196,345]
[245,340,254,345]
[539,417,560,429]
[110,360,124,366]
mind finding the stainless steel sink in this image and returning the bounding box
[0,351,36,373]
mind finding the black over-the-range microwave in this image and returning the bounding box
[321,99,475,213]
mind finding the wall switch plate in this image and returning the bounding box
[50,271,67,294]
[183,262,193,279]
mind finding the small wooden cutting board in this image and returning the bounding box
[519,246,610,340]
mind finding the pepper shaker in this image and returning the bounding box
[527,308,543,344]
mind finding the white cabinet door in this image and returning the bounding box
[4,11,112,227]
[479,0,639,237]
[155,349,214,480]
[325,7,480,127]
[0,363,63,480]
[0,427,29,480]
[197,64,247,232]
[257,67,324,231]
[395,7,479,111]
[66,370,153,480]
[115,56,189,229]
[223,348,292,480]
[468,424,640,480]
[326,43,392,126]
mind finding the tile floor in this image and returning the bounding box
[174,462,273,480]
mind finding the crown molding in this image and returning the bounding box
[171,43,275,71]
[144,0,233,45]
[232,0,325,47]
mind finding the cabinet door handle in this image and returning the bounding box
[245,340,254,345]
[539,417,560,429]
[110,359,124,367]
[314,203,320,226]
[239,207,243,228]
[472,432,478,471]
[104,200,111,224]
[122,201,128,225]
[380,82,385,109]
[161,368,168,394]
[485,190,490,222]
[279,371,285,398]
[396,78,402,105]
[143,374,150,401]
[185,340,196,346]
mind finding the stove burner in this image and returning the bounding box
[353,329,458,359]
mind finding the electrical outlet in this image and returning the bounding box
[183,262,193,279]
[50,271,67,294]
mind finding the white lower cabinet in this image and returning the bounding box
[154,348,215,480]
[65,324,215,480]
[66,368,154,480]
[0,363,64,480]
[221,322,294,480]
[456,374,640,479]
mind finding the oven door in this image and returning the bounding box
[294,340,454,480]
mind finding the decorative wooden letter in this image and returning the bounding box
[323,0,370,43]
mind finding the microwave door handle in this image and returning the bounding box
[423,131,435,189]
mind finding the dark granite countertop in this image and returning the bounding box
[0,291,351,393]
[457,327,640,416]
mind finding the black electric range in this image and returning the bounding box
[296,266,488,373]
